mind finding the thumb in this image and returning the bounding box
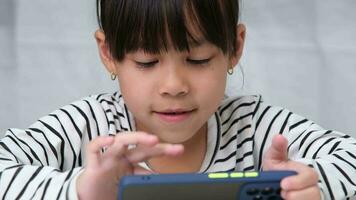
[263,134,289,170]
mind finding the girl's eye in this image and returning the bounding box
[187,58,211,65]
[135,60,158,68]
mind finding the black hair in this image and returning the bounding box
[96,0,239,61]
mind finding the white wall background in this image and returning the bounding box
[1,0,355,137]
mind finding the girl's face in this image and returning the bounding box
[96,25,245,144]
[118,42,228,143]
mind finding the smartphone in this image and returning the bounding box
[119,170,296,200]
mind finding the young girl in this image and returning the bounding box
[1,0,355,199]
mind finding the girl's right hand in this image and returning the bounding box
[76,132,184,200]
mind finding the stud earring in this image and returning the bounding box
[227,67,234,75]
[110,72,117,80]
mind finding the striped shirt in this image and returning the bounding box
[0,92,355,199]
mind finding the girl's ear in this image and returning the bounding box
[230,24,246,67]
[95,30,117,74]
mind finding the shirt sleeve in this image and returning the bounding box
[0,96,110,199]
[252,97,356,200]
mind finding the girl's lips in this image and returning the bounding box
[154,110,194,123]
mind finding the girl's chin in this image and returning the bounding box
[154,131,195,144]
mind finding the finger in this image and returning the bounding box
[281,186,321,200]
[263,134,288,170]
[279,162,319,190]
[126,143,184,163]
[105,132,159,158]
[86,136,115,166]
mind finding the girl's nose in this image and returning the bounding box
[158,67,189,97]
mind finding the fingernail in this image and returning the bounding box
[173,144,184,149]
[280,190,287,199]
[147,134,158,139]
[281,179,289,190]
[170,145,184,154]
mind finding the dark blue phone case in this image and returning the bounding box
[119,171,296,200]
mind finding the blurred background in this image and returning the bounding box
[0,0,355,137]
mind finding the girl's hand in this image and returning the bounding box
[262,135,321,200]
[76,132,184,200]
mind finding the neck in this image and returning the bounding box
[147,124,207,174]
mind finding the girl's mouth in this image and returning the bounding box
[154,109,195,123]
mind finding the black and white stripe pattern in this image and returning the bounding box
[0,93,355,199]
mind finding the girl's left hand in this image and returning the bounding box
[262,134,321,200]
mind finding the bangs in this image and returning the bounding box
[97,0,239,61]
